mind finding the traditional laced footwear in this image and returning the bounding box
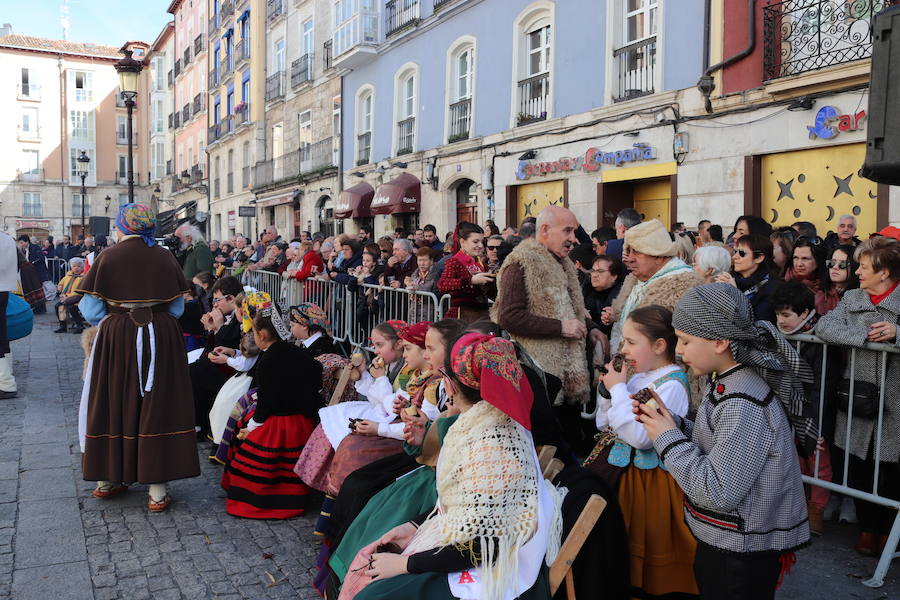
[92,483,128,499]
[53,322,67,333]
[148,495,172,512]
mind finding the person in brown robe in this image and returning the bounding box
[76,203,200,512]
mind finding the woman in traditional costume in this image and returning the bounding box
[220,291,324,519]
[340,333,560,600]
[437,222,496,322]
[76,203,199,512]
[289,302,336,357]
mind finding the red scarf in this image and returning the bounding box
[869,280,900,305]
[454,250,485,276]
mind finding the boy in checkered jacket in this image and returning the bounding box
[635,283,811,599]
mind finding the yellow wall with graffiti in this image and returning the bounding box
[762,143,877,236]
[515,180,566,223]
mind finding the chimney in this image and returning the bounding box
[0,24,13,37]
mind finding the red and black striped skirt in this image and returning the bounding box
[221,410,316,519]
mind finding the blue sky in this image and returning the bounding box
[5,0,172,47]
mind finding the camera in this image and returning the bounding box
[160,236,180,251]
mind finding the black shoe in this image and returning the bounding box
[54,323,67,333]
[0,391,16,400]
[71,326,84,334]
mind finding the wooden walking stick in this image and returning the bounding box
[328,351,364,406]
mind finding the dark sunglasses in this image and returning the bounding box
[826,259,849,269]
[486,245,501,251]
[733,249,762,258]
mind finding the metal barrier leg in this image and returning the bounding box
[864,507,900,588]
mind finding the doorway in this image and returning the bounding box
[454,178,478,225]
[597,175,676,230]
[316,195,335,237]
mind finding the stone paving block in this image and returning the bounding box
[18,466,76,500]
[15,497,85,568]
[0,480,17,504]
[11,561,92,600]
[0,462,18,481]
[19,442,72,470]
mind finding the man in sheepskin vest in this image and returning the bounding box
[493,206,602,418]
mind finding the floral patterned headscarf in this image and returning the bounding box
[290,302,330,330]
[115,203,157,246]
[450,333,533,430]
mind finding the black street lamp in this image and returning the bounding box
[114,49,142,204]
[77,150,90,236]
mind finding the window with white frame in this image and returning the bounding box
[614,0,658,102]
[118,155,127,181]
[70,110,94,141]
[356,88,373,165]
[117,116,128,143]
[274,38,285,73]
[118,193,129,207]
[21,149,40,175]
[73,71,93,102]
[448,43,474,142]
[395,70,416,155]
[154,99,164,132]
[72,193,91,217]
[23,192,42,216]
[515,6,552,126]
[299,110,312,146]
[21,107,38,136]
[69,149,95,180]
[153,142,165,180]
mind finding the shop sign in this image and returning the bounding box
[515,143,658,180]
[335,197,351,212]
[16,219,50,229]
[807,106,866,140]
[371,193,418,207]
[227,211,236,227]
[237,206,256,217]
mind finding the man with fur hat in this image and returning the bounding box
[605,219,703,351]
[493,206,602,442]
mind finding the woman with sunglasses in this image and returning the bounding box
[715,233,781,324]
[786,237,826,295]
[817,244,860,315]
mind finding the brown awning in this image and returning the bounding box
[335,182,374,219]
[371,173,421,215]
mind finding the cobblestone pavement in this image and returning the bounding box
[2,312,899,599]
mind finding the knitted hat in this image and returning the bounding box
[399,321,431,349]
[624,219,678,257]
[450,333,533,430]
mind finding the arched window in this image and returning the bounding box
[355,85,374,165]
[393,63,418,156]
[512,2,553,127]
[446,38,475,143]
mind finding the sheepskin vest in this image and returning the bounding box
[491,239,590,404]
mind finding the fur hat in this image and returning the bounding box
[624,219,677,257]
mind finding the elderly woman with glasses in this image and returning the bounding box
[817,244,860,315]
[714,233,781,324]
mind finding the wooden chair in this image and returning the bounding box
[549,494,607,599]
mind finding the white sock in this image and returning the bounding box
[96,480,111,490]
[148,483,167,502]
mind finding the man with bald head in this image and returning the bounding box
[492,206,601,441]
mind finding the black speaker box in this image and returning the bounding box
[862,5,900,185]
[89,216,110,237]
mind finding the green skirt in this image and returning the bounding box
[357,563,551,600]
[330,465,439,583]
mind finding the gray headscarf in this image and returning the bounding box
[673,283,817,453]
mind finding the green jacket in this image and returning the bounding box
[182,241,213,281]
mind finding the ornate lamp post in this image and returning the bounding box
[114,50,142,204]
[76,150,90,237]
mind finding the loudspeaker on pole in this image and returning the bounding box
[862,5,900,185]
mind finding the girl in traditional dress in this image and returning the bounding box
[220,291,324,519]
[438,222,496,322]
[289,302,336,357]
[340,333,561,600]
[588,305,698,597]
[295,320,409,532]
[207,330,260,461]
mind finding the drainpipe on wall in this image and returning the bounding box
[696,0,757,113]
[58,55,67,237]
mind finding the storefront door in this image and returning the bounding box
[514,180,566,224]
[761,143,877,236]
[633,179,671,230]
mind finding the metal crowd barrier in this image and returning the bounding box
[46,257,68,283]
[785,332,899,588]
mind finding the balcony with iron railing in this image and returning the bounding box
[396,117,415,155]
[291,54,313,87]
[116,130,138,145]
[252,137,337,191]
[356,132,371,166]
[168,113,174,129]
[174,58,182,78]
[174,112,181,129]
[221,114,234,136]
[386,0,421,36]
[194,34,204,56]
[209,122,221,144]
[762,0,890,81]
[516,72,549,125]
[265,72,285,102]
[193,94,205,115]
[182,104,191,124]
[167,70,174,87]
[17,168,43,183]
[184,46,192,66]
[220,57,233,79]
[612,37,656,102]
[222,0,235,18]
[115,171,140,185]
[17,83,41,101]
[448,97,471,143]
[323,39,333,70]
[238,39,251,63]
[433,0,456,10]
[333,9,379,65]
[210,67,218,87]
[235,102,250,125]
[191,164,204,183]
[267,0,284,22]
[209,14,219,35]
[166,159,173,176]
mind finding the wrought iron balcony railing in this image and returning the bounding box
[763,0,889,80]
[356,132,371,166]
[291,54,313,87]
[265,72,285,102]
[612,37,656,102]
[516,72,549,125]
[386,0,420,36]
[396,117,415,155]
[448,98,471,142]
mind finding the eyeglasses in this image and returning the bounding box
[211,295,232,304]
[591,268,610,274]
[733,249,762,258]
[826,259,849,270]
[486,245,501,251]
